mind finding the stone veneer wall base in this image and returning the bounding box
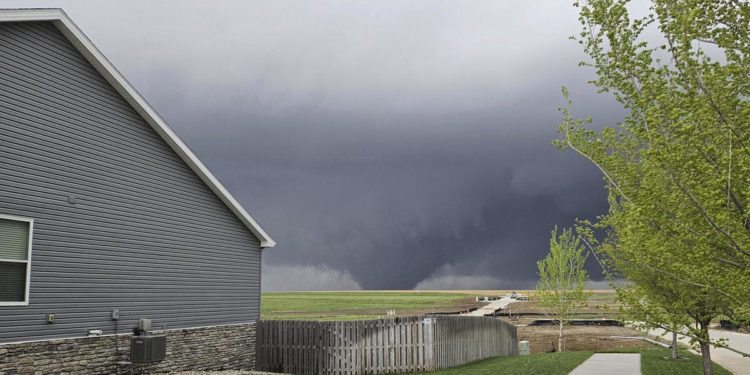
[0,323,256,375]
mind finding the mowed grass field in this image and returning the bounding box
[260,291,484,320]
[260,290,618,321]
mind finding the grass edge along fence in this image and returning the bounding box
[255,315,518,375]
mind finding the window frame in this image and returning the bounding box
[0,214,33,306]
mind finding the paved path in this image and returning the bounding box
[648,328,750,375]
[568,353,641,375]
[461,296,516,317]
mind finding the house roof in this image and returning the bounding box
[0,9,276,248]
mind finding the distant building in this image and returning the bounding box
[0,8,274,374]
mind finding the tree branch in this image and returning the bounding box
[564,135,632,203]
[639,262,740,303]
[671,177,749,258]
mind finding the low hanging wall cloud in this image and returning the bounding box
[6,0,635,290]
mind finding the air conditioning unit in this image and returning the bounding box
[131,335,166,363]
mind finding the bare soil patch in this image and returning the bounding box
[517,325,653,354]
[499,292,623,325]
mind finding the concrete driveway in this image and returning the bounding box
[648,328,750,375]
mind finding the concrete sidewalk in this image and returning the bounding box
[568,353,641,375]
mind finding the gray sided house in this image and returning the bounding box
[0,9,275,374]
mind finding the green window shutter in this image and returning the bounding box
[0,218,29,260]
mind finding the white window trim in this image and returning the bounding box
[0,213,33,306]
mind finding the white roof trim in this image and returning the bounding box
[0,9,276,248]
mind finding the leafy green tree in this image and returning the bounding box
[578,225,722,362]
[619,286,694,360]
[536,226,590,352]
[558,1,750,373]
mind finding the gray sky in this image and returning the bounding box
[2,0,632,290]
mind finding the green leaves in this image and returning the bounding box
[561,86,570,99]
[560,0,750,360]
[536,227,591,327]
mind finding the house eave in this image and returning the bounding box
[0,8,276,248]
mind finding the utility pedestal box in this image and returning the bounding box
[518,340,530,356]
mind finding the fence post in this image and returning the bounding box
[425,316,434,371]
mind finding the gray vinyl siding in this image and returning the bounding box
[0,21,263,343]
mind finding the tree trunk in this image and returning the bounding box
[699,340,713,375]
[559,320,564,352]
[672,331,679,359]
[698,321,713,375]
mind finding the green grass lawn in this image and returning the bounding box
[387,349,731,375]
[639,349,732,375]
[261,291,474,320]
[392,352,593,375]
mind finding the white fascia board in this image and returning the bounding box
[0,9,276,248]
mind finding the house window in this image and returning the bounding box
[0,215,33,305]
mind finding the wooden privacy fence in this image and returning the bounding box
[255,315,517,375]
[431,315,517,370]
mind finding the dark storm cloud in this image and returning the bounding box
[1,0,632,290]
